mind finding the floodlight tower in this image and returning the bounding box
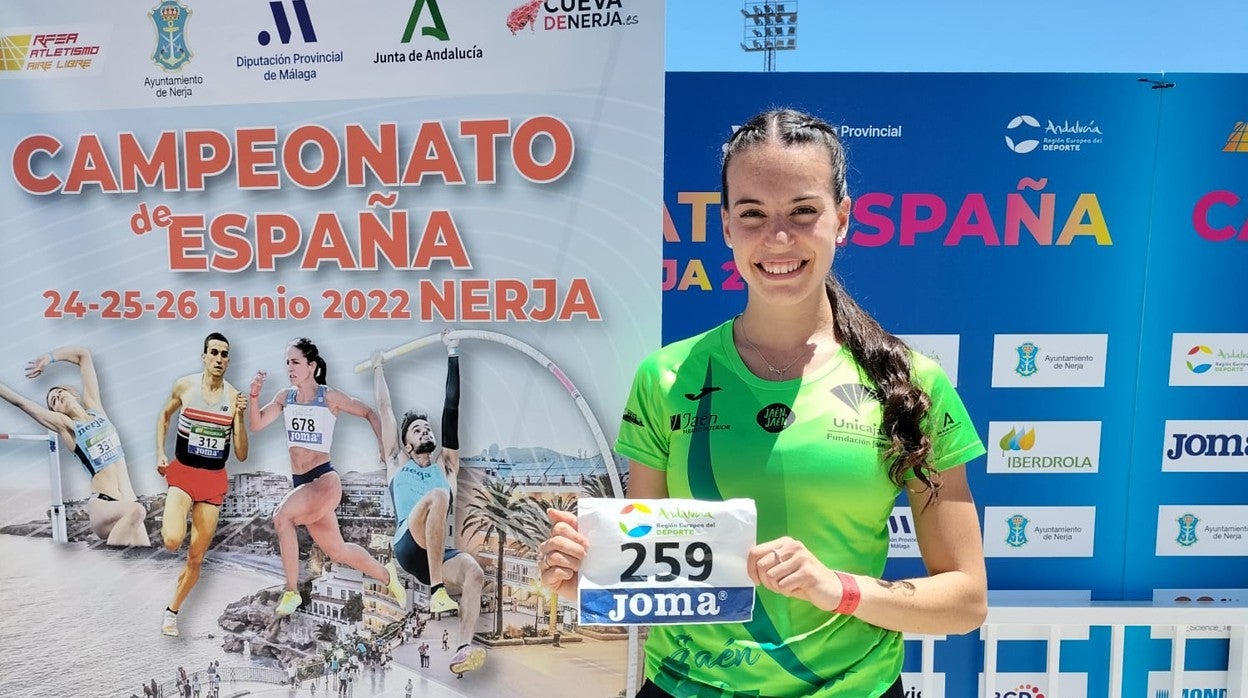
[740,2,798,72]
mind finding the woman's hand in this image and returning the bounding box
[24,353,51,379]
[249,370,267,399]
[538,508,589,602]
[747,536,845,613]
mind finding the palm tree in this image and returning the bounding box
[530,491,578,517]
[317,621,337,643]
[583,468,627,499]
[462,476,546,638]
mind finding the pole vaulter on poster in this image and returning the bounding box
[354,329,643,696]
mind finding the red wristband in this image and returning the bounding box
[834,571,860,616]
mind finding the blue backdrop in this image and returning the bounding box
[662,72,1247,697]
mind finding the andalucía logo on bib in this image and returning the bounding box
[618,502,653,538]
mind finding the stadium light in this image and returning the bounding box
[739,0,797,71]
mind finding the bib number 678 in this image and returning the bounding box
[619,541,713,583]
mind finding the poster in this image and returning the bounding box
[0,2,663,697]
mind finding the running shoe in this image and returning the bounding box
[448,645,486,675]
[385,560,407,606]
[275,590,303,616]
[429,587,459,613]
[161,608,179,637]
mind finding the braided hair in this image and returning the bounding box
[721,108,940,501]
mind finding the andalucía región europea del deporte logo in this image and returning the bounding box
[1005,114,1041,153]
[150,1,191,71]
[618,502,653,538]
[1186,345,1214,374]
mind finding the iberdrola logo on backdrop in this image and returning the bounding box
[618,502,654,538]
[999,426,1037,452]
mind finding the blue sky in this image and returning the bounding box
[666,1,1248,73]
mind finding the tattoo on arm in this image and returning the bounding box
[875,579,917,594]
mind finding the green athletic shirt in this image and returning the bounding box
[615,318,985,698]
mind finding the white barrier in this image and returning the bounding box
[0,430,67,543]
[905,601,1248,697]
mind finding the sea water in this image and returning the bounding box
[0,535,279,698]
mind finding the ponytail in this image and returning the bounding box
[289,337,328,385]
[825,276,939,502]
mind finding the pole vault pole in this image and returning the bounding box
[353,330,623,498]
[355,329,639,695]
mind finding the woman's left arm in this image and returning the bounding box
[750,464,987,636]
[330,388,385,463]
[853,465,987,634]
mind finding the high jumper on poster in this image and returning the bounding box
[0,347,150,547]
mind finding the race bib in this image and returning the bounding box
[577,497,756,625]
[86,431,122,465]
[286,411,324,446]
[188,425,226,458]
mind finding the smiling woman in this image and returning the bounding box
[539,108,989,698]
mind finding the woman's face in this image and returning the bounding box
[286,346,315,385]
[721,140,850,309]
[46,386,80,414]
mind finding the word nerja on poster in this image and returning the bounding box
[11,115,602,322]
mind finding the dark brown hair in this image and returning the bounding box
[289,337,327,385]
[721,108,939,499]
